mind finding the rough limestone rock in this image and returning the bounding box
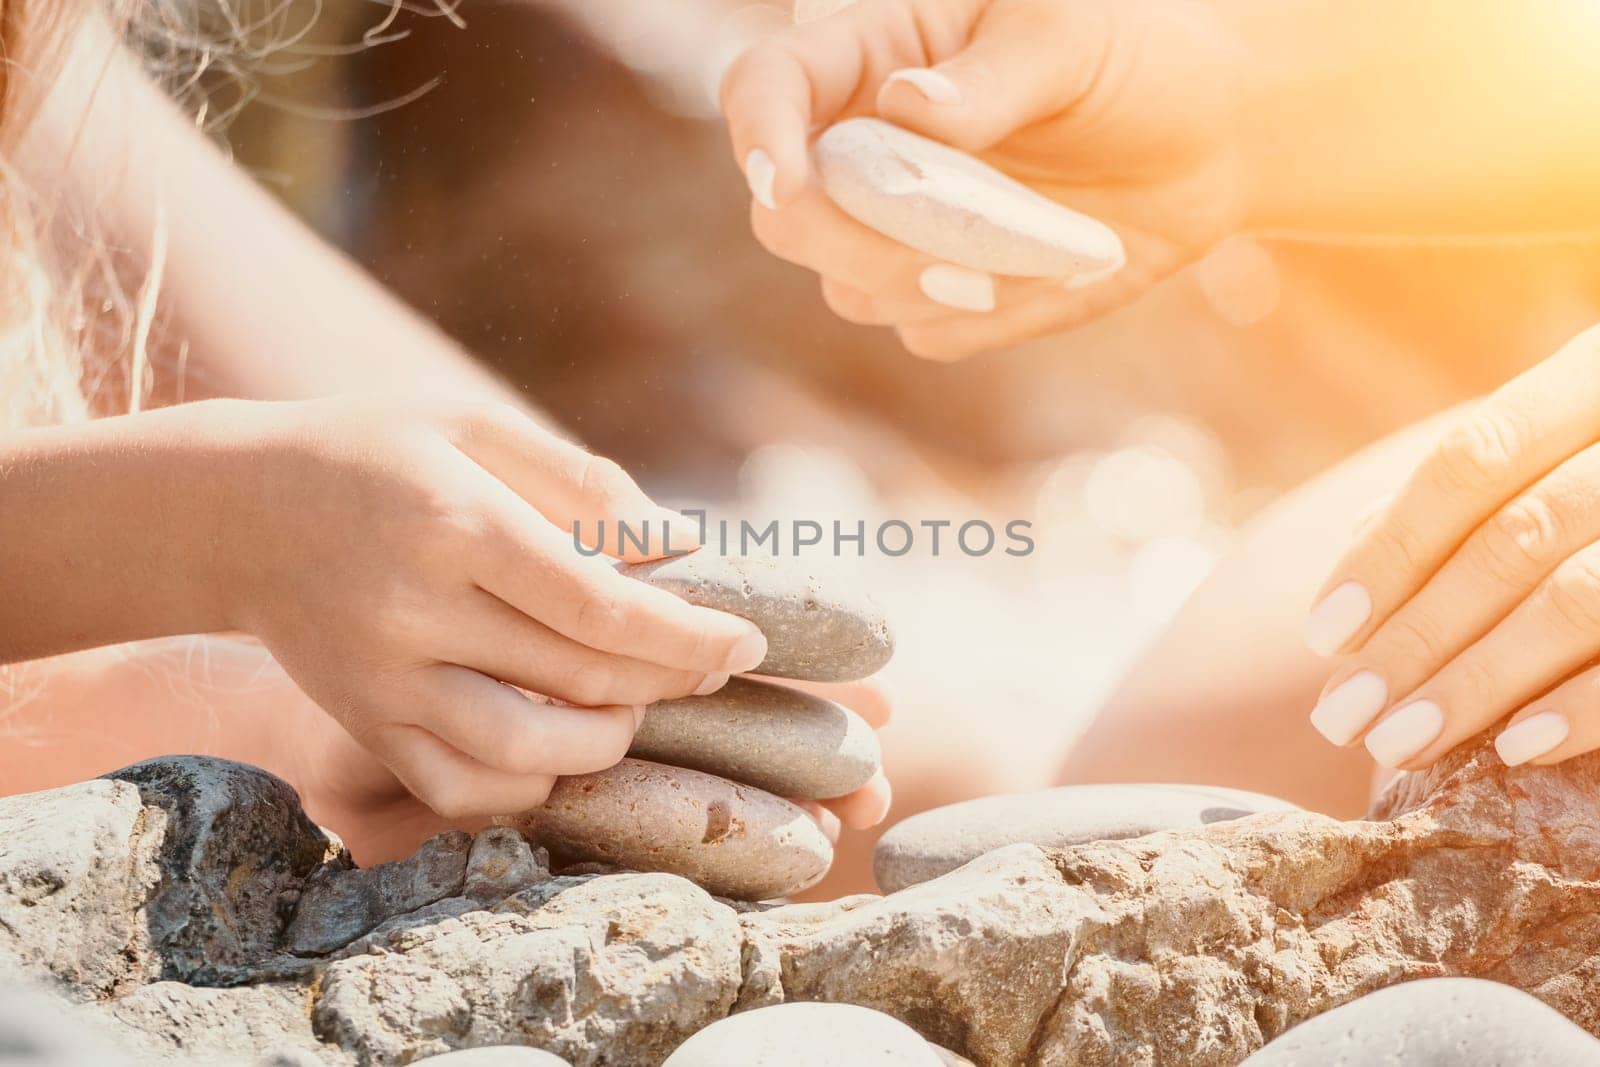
[622,554,892,682]
[633,677,881,799]
[498,759,833,900]
[0,779,159,999]
[313,873,742,1066]
[285,831,471,955]
[1238,978,1600,1065]
[0,981,134,1066]
[105,757,335,984]
[814,118,1125,279]
[662,1002,942,1065]
[873,782,1300,892]
[90,982,329,1066]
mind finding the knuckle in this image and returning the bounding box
[1366,517,1427,575]
[576,453,634,509]
[1475,497,1564,584]
[561,660,622,707]
[1547,554,1600,633]
[1382,612,1450,667]
[1451,655,1501,715]
[571,587,625,642]
[1429,412,1524,494]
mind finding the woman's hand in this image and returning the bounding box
[1305,324,1600,771]
[721,0,1250,360]
[217,397,769,820]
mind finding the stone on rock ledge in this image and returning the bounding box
[632,677,880,799]
[285,831,472,956]
[1239,978,1600,1065]
[499,759,833,900]
[623,553,892,682]
[814,118,1125,279]
[873,782,1299,892]
[662,1002,943,1065]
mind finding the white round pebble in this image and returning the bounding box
[416,1047,573,1066]
[664,1003,943,1066]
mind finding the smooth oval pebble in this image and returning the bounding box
[1240,978,1600,1065]
[623,553,892,682]
[814,117,1125,278]
[633,677,881,799]
[417,1048,573,1066]
[873,782,1299,893]
[663,1003,943,1066]
[498,759,832,900]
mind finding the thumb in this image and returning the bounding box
[875,0,1111,153]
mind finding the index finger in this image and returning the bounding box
[1305,324,1600,657]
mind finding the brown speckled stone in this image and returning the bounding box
[622,553,892,682]
[632,678,880,799]
[497,759,832,900]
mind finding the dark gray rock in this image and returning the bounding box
[463,828,549,902]
[104,757,334,984]
[286,831,471,955]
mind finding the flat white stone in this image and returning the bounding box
[873,782,1299,892]
[417,1048,573,1066]
[814,118,1125,278]
[664,1002,942,1066]
[1241,978,1600,1065]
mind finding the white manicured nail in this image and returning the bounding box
[694,672,730,697]
[886,67,961,105]
[919,264,995,312]
[1310,670,1388,745]
[1064,262,1122,291]
[725,628,768,673]
[1495,711,1569,766]
[1304,581,1372,656]
[745,149,777,210]
[1364,700,1444,768]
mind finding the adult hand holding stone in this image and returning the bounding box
[721,0,1251,359]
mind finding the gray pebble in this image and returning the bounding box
[462,827,549,901]
[814,118,1124,279]
[497,759,833,900]
[634,677,880,799]
[1242,978,1600,1065]
[623,554,892,682]
[874,783,1298,892]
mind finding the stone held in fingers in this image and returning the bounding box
[622,553,893,682]
[497,759,833,900]
[632,677,881,799]
[814,117,1125,279]
[873,782,1299,892]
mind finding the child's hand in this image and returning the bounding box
[220,398,768,819]
[722,0,1249,360]
[1305,325,1600,772]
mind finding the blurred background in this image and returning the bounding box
[197,0,1600,894]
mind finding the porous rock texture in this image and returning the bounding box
[6,741,1600,1065]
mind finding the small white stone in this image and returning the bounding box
[814,118,1124,278]
[417,1048,573,1066]
[664,1002,943,1066]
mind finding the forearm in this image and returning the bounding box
[1227,0,1600,235]
[30,20,549,421]
[0,402,245,662]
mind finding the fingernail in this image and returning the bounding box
[654,506,702,554]
[1364,700,1444,768]
[1304,581,1372,657]
[744,149,777,210]
[1064,262,1122,291]
[886,67,961,105]
[633,705,648,728]
[726,626,768,673]
[919,264,995,312]
[1495,710,1569,766]
[694,672,730,696]
[1309,670,1388,745]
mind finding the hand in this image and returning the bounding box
[721,0,1250,359]
[217,397,769,820]
[1305,324,1600,771]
